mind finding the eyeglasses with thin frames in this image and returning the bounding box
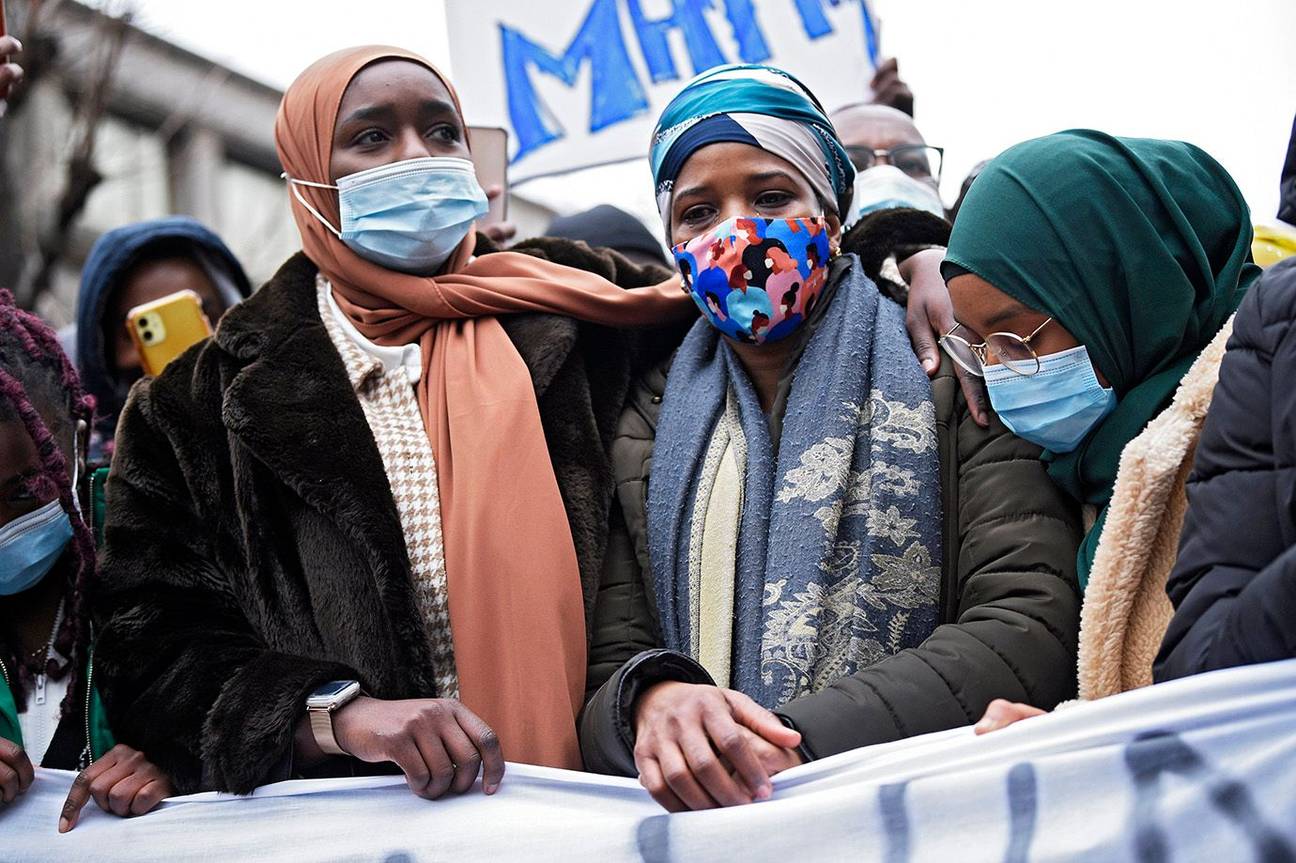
[844,144,944,184]
[938,318,1054,377]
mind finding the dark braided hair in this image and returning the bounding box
[0,290,96,713]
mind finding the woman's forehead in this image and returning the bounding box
[675,143,810,191]
[339,59,455,114]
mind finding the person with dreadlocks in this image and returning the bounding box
[0,291,171,830]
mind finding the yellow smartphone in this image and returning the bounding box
[126,290,213,376]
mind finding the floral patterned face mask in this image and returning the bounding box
[672,216,832,345]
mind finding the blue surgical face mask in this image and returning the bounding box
[0,500,74,596]
[286,156,489,275]
[847,164,945,228]
[983,345,1117,452]
[0,430,82,596]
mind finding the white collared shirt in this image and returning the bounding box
[322,286,424,385]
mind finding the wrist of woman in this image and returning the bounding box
[293,695,371,765]
[897,247,945,284]
[292,714,328,767]
[616,650,714,742]
[328,694,375,754]
[633,681,686,727]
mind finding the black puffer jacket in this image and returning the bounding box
[1155,257,1296,680]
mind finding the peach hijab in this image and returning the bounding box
[275,46,689,769]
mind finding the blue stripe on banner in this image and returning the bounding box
[636,814,671,863]
[879,782,911,863]
[1004,763,1039,863]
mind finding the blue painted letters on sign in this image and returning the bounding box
[628,0,728,84]
[502,0,871,163]
[500,0,649,160]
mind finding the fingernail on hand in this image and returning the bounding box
[483,783,498,795]
[58,817,70,833]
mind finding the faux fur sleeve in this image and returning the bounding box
[94,372,357,794]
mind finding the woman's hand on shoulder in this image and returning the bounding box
[0,737,34,804]
[632,681,802,812]
[899,248,990,427]
[332,696,505,800]
[58,744,173,831]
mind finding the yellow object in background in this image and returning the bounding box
[1253,223,1296,268]
[126,290,214,376]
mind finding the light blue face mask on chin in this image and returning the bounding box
[983,344,1118,453]
[0,501,74,596]
[847,164,946,228]
[286,156,489,275]
[0,431,82,596]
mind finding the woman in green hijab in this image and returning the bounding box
[939,129,1259,590]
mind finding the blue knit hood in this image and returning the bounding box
[76,217,251,435]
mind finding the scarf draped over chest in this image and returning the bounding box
[275,46,692,768]
[648,258,943,707]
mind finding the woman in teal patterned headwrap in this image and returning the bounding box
[942,129,1259,590]
[648,64,855,232]
[580,65,1084,814]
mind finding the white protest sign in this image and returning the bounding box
[446,0,880,182]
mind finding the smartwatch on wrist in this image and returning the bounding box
[306,680,361,756]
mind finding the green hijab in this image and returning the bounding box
[944,129,1259,589]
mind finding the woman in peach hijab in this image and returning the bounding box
[92,46,691,799]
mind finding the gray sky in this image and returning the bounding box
[120,0,1296,230]
[125,0,453,92]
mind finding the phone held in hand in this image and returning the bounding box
[468,125,509,227]
[126,289,214,377]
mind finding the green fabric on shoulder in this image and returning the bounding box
[92,465,110,546]
[0,667,23,749]
[0,655,116,761]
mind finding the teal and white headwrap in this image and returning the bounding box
[649,64,855,232]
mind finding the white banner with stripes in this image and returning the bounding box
[8,659,1296,861]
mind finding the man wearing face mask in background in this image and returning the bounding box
[831,103,946,226]
[828,102,992,423]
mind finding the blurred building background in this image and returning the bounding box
[0,0,555,325]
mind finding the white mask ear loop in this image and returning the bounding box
[57,421,86,522]
[281,172,343,238]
